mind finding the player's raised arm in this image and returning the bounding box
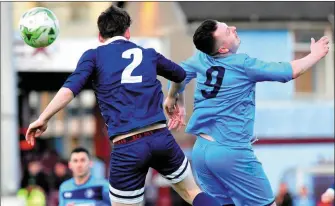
[25,49,96,146]
[245,36,329,82]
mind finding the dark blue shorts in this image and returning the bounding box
[108,128,189,204]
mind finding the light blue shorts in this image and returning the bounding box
[192,136,275,206]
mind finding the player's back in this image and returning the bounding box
[59,176,110,206]
[93,38,167,138]
[63,36,185,139]
[182,51,292,147]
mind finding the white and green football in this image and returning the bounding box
[19,7,59,48]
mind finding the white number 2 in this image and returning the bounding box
[121,48,143,84]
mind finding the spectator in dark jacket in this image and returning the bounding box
[21,159,50,194]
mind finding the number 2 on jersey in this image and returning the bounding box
[201,66,225,99]
[121,48,143,84]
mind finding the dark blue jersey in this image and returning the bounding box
[63,36,185,139]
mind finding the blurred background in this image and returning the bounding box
[1,1,334,206]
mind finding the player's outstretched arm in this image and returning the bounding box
[244,36,329,83]
[291,36,329,79]
[25,88,74,146]
[26,49,96,146]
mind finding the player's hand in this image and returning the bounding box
[310,36,330,60]
[25,118,48,146]
[164,96,186,131]
[164,96,177,117]
[321,191,334,203]
[167,104,186,131]
[66,203,75,206]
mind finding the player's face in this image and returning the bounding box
[69,152,91,178]
[214,22,241,54]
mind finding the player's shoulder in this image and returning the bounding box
[90,177,110,190]
[136,44,158,55]
[192,50,248,62]
[182,50,203,64]
[125,40,159,57]
[59,178,74,191]
[224,53,250,63]
[80,48,97,59]
[215,53,250,69]
[233,53,250,60]
[91,176,109,186]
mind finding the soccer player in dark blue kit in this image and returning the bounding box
[25,6,220,206]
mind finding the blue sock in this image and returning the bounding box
[193,192,220,206]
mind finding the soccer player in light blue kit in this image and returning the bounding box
[165,19,330,206]
[59,147,110,206]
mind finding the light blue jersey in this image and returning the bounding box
[59,175,110,206]
[180,51,293,205]
[180,51,292,147]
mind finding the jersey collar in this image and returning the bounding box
[102,36,128,45]
[73,174,93,187]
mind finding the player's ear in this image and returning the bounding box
[218,47,229,54]
[89,160,93,168]
[124,28,130,40]
[98,33,105,43]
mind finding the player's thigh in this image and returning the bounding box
[109,140,151,205]
[149,128,189,184]
[149,128,199,203]
[191,137,234,205]
[205,145,275,206]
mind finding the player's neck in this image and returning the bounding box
[100,36,129,45]
[216,52,234,58]
[74,172,91,185]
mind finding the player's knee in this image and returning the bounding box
[172,175,202,202]
[182,187,202,201]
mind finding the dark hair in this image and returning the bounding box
[70,147,90,159]
[193,19,218,55]
[97,5,132,39]
[56,159,68,166]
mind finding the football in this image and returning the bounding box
[19,7,59,48]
